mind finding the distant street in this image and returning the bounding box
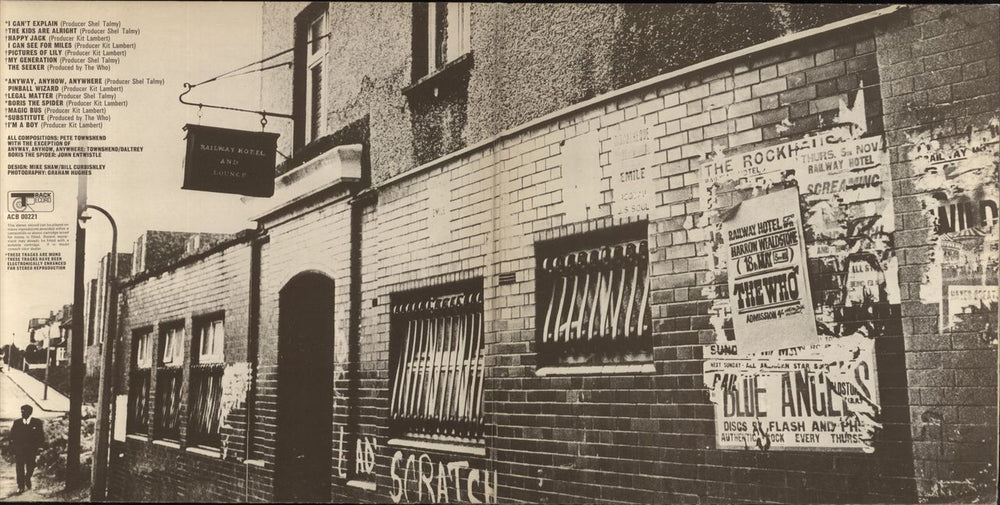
[0,371,61,421]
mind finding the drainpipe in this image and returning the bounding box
[244,228,267,498]
[346,185,375,483]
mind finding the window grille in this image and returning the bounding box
[128,370,150,434]
[154,367,183,440]
[537,236,652,365]
[389,289,484,440]
[128,329,152,434]
[188,365,223,447]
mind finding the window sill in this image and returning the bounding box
[402,52,473,99]
[152,439,181,449]
[125,433,149,442]
[535,362,657,376]
[387,437,486,457]
[346,480,377,491]
[185,445,222,459]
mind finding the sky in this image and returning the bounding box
[1,2,272,348]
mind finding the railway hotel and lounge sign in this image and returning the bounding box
[182,124,279,197]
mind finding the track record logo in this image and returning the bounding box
[8,191,54,212]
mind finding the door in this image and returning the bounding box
[275,273,335,502]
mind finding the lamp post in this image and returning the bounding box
[80,204,118,501]
[67,175,86,489]
[43,323,51,400]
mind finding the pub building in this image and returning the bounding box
[103,3,998,503]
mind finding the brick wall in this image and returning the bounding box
[252,186,356,499]
[107,5,997,503]
[876,4,999,502]
[109,239,253,502]
[310,17,914,504]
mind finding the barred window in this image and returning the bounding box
[188,366,223,447]
[188,316,224,448]
[154,325,184,440]
[127,329,152,435]
[155,368,183,440]
[536,225,652,366]
[389,284,484,441]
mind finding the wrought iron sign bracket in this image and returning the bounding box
[179,82,294,122]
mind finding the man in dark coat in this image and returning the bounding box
[10,404,44,493]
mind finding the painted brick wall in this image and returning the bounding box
[876,4,999,502]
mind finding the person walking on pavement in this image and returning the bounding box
[10,404,44,493]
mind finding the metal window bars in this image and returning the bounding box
[188,365,224,447]
[389,291,484,438]
[128,369,150,434]
[154,368,183,440]
[538,239,651,363]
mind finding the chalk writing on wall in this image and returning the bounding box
[335,426,378,483]
[390,450,497,504]
[608,117,658,218]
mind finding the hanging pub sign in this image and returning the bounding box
[722,188,819,354]
[182,124,279,197]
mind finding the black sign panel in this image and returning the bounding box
[182,124,279,197]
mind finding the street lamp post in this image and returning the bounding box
[43,324,51,400]
[67,175,86,489]
[81,204,118,501]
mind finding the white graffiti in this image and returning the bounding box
[390,450,497,504]
[335,426,377,481]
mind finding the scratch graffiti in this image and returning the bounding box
[389,450,497,504]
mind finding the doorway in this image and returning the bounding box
[275,273,335,502]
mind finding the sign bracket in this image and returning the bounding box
[179,82,294,122]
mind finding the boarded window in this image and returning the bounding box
[389,284,484,441]
[536,224,652,366]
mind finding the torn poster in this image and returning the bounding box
[705,337,879,452]
[911,118,999,332]
[722,188,819,353]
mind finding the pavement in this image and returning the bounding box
[0,368,68,417]
[1,368,74,501]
